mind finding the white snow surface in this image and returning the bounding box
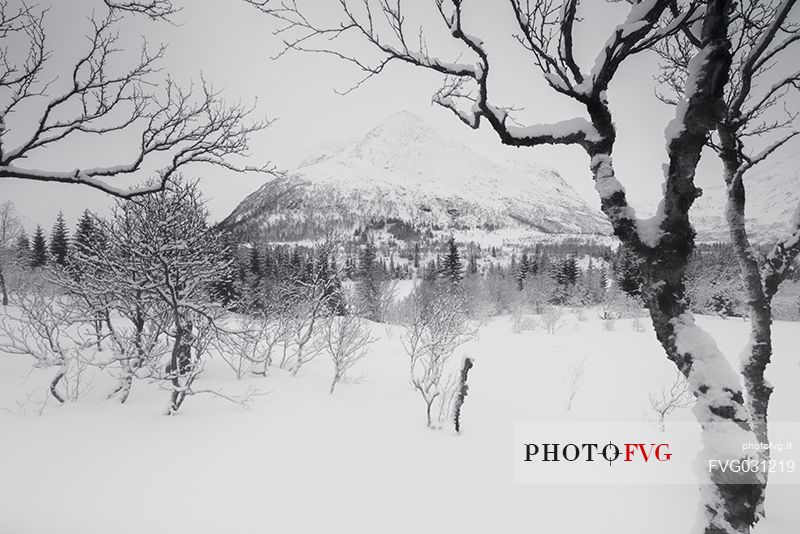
[1,313,799,534]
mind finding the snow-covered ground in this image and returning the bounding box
[1,314,798,534]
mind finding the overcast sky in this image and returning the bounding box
[2,0,796,234]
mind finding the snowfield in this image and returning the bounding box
[1,313,799,534]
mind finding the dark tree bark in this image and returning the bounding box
[0,267,7,306]
[49,366,66,404]
[453,356,473,434]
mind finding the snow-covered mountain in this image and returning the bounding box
[691,153,800,242]
[220,111,610,241]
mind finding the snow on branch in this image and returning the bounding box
[509,0,693,99]
[0,4,273,198]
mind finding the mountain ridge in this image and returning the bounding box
[220,111,611,241]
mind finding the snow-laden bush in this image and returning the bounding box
[399,282,478,429]
[0,275,94,404]
[321,306,376,394]
[510,296,537,333]
[540,305,566,335]
[598,287,644,331]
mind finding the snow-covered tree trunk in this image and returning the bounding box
[706,0,800,510]
[167,321,191,415]
[717,122,800,518]
[587,6,763,528]
[720,126,774,427]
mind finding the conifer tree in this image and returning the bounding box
[14,233,30,266]
[326,256,347,315]
[560,256,579,286]
[212,233,239,306]
[615,246,643,297]
[249,246,262,278]
[357,240,383,321]
[423,259,438,282]
[49,211,69,266]
[440,236,463,285]
[31,225,47,268]
[289,247,304,281]
[517,252,531,291]
[73,210,99,254]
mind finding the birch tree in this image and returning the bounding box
[0,1,271,198]
[0,200,22,305]
[288,237,346,377]
[56,207,170,403]
[321,303,376,394]
[0,275,91,404]
[657,0,800,518]
[120,178,236,414]
[401,283,477,428]
[245,1,768,531]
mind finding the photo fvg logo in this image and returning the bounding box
[513,422,800,485]
[524,442,672,465]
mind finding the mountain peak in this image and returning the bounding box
[354,110,441,152]
[372,110,432,133]
[222,110,611,238]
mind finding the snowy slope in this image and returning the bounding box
[692,153,800,242]
[220,111,610,240]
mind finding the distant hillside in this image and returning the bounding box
[691,152,800,242]
[219,111,610,242]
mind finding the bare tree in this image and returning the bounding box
[540,305,566,334]
[215,313,274,379]
[118,178,236,414]
[321,302,376,394]
[55,207,170,403]
[649,369,693,431]
[564,359,587,412]
[0,2,272,198]
[510,297,537,333]
[658,0,800,517]
[401,283,478,428]
[246,2,769,530]
[523,274,558,315]
[0,275,93,403]
[598,286,642,331]
[286,237,346,377]
[0,200,22,305]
